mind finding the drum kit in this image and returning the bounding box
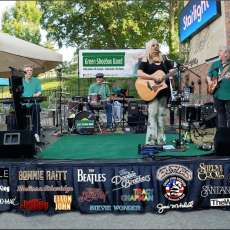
[66,93,120,134]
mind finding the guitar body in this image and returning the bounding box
[135,70,168,102]
[207,64,230,95]
[207,79,218,95]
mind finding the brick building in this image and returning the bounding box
[179,0,230,105]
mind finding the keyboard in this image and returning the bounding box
[0,96,47,104]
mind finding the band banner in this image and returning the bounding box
[0,158,230,215]
[78,49,145,78]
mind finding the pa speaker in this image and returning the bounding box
[0,130,35,158]
[214,128,230,156]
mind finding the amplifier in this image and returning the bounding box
[0,130,35,158]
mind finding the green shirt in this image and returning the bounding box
[22,76,42,107]
[208,59,230,100]
[88,83,110,100]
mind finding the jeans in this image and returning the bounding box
[146,96,167,145]
[26,104,41,135]
[105,102,113,128]
[88,101,113,129]
[214,98,230,128]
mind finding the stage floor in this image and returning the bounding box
[37,133,212,160]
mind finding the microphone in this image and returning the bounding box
[9,66,26,75]
[8,66,17,71]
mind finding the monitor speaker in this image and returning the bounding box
[0,130,35,158]
[214,128,230,156]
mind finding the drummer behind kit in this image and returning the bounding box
[67,93,123,134]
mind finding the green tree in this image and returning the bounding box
[167,0,184,60]
[38,0,169,49]
[2,1,42,44]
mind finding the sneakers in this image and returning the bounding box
[34,133,40,143]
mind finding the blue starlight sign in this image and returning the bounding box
[179,0,221,43]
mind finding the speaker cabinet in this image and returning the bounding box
[0,130,35,158]
[214,128,230,156]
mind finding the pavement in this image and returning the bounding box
[0,209,230,229]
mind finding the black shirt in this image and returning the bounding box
[138,58,173,99]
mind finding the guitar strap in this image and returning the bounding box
[220,63,230,78]
[161,55,169,73]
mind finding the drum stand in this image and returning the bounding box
[94,108,102,133]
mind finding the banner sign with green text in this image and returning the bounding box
[79,49,145,78]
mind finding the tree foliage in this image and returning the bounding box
[38,0,170,49]
[2,1,42,44]
[167,0,184,60]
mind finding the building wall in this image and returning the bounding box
[188,0,226,66]
[181,1,228,105]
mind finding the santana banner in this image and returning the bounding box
[78,49,145,78]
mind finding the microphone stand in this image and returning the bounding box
[173,62,187,151]
[55,67,64,136]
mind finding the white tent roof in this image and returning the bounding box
[0,32,63,77]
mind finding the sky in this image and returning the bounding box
[0,1,169,62]
[0,1,74,62]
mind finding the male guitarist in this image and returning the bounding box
[137,38,175,145]
[207,46,230,128]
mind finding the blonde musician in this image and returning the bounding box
[207,46,230,128]
[23,65,42,142]
[137,39,174,145]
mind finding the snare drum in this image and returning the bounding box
[88,94,103,109]
[88,94,101,104]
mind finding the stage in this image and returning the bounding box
[38,133,212,160]
[1,131,230,215]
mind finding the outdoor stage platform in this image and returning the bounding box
[1,132,230,215]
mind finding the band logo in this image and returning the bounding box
[18,170,68,181]
[0,168,9,180]
[121,188,153,202]
[156,164,193,181]
[197,163,224,181]
[210,198,230,207]
[78,188,106,203]
[201,185,230,198]
[0,197,18,205]
[111,169,151,191]
[76,169,106,184]
[89,205,141,212]
[20,199,48,211]
[156,201,194,214]
[0,185,10,193]
[54,195,72,211]
[156,164,193,202]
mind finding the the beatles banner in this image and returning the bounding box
[0,158,230,215]
[78,49,145,78]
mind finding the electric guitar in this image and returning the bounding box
[135,69,176,102]
[207,64,230,95]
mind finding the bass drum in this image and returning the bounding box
[74,111,95,135]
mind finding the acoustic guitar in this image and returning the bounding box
[207,64,230,95]
[135,69,176,102]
